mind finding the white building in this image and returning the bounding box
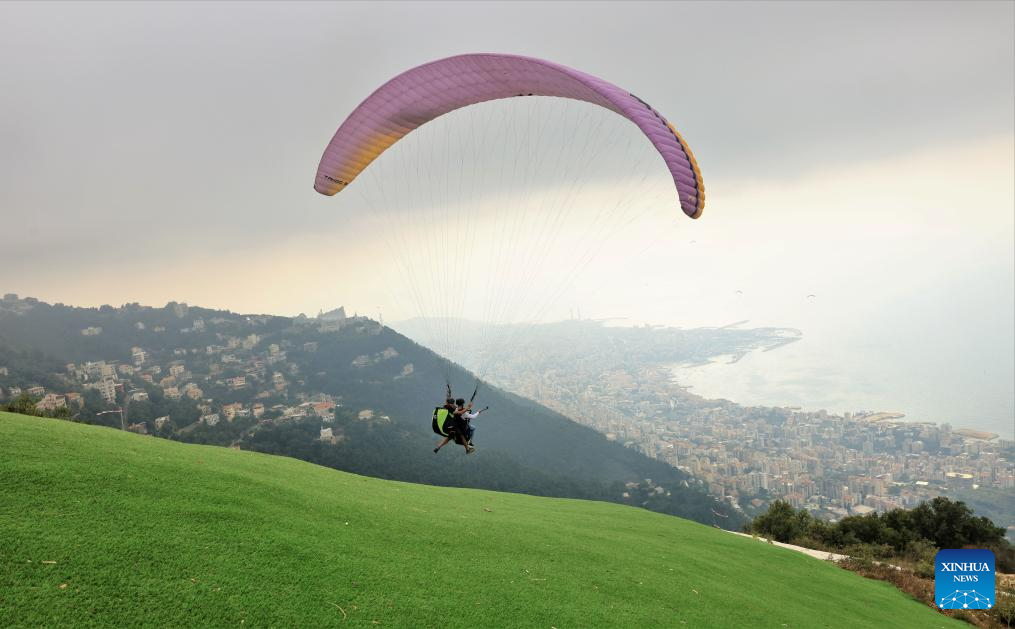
[36,393,67,413]
[93,379,117,404]
[100,363,117,380]
[182,383,203,400]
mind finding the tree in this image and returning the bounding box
[750,500,812,543]
[5,393,41,416]
[909,497,1005,549]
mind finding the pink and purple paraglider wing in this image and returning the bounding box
[315,53,704,219]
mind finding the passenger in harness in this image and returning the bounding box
[459,400,488,446]
[433,396,475,454]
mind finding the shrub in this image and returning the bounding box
[750,497,1007,555]
[4,393,42,416]
[995,589,1015,627]
[991,542,1015,574]
[905,539,938,579]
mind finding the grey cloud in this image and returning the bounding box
[0,1,1011,269]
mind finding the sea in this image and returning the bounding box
[672,316,1014,440]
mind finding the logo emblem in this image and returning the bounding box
[935,549,995,610]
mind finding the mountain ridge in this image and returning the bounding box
[0,295,732,527]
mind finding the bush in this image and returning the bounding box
[951,609,974,624]
[912,558,935,580]
[749,497,1007,556]
[842,543,895,562]
[991,542,1015,574]
[995,589,1015,627]
[905,539,938,579]
[4,393,41,416]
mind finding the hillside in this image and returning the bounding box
[0,297,731,527]
[0,413,963,628]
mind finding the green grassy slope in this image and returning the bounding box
[1,413,960,628]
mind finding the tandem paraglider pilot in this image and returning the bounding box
[432,393,486,455]
[432,396,474,454]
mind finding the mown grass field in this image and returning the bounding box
[0,412,963,628]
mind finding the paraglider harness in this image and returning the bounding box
[432,382,483,443]
[432,406,457,439]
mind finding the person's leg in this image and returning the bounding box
[460,429,475,453]
[434,436,450,453]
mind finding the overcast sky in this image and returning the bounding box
[2,0,1011,314]
[2,1,1012,430]
[2,2,1011,297]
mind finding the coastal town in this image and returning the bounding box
[0,295,385,443]
[491,356,1014,527]
[427,318,1013,534]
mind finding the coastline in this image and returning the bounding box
[669,344,1014,441]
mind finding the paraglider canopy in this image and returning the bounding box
[312,53,709,388]
[315,53,704,219]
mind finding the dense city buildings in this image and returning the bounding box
[491,358,1013,524]
[435,320,1014,532]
